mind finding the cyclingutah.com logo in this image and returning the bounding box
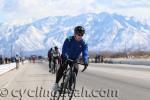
[0,86,119,100]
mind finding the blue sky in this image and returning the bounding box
[0,0,150,24]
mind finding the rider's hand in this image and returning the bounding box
[81,63,88,72]
[61,54,68,61]
[84,63,88,67]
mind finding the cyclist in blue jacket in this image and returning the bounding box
[52,26,89,91]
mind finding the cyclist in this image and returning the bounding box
[15,54,20,69]
[48,48,54,72]
[53,46,61,68]
[0,55,3,64]
[52,26,89,91]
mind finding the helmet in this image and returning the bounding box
[54,46,58,50]
[49,48,53,51]
[16,54,19,57]
[74,26,85,36]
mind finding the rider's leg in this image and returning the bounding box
[73,63,79,76]
[53,58,56,66]
[53,57,57,71]
[49,59,51,71]
[55,59,68,83]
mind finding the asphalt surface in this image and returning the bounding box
[0,61,150,100]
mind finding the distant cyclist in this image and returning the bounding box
[48,48,54,72]
[0,55,3,64]
[15,54,20,69]
[52,26,89,91]
[53,46,61,67]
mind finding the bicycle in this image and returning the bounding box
[53,58,60,74]
[53,59,87,100]
[50,58,59,74]
[50,60,55,74]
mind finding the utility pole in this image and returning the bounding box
[20,47,22,57]
[11,43,13,58]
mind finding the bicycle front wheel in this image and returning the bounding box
[68,72,76,100]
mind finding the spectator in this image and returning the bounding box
[0,55,3,64]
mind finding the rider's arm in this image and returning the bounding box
[62,38,71,59]
[82,42,88,64]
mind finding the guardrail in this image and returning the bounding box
[0,60,28,75]
[106,59,150,66]
[0,63,16,75]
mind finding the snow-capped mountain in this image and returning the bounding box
[0,12,150,56]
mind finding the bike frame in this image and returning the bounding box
[54,59,77,100]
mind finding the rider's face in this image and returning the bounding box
[74,33,83,41]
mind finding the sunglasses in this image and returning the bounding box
[76,33,84,36]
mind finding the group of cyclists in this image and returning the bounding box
[47,26,89,93]
[48,46,61,73]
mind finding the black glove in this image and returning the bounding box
[61,54,68,61]
[84,63,88,67]
[81,63,88,72]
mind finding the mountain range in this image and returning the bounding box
[0,12,150,56]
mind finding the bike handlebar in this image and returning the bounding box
[67,59,87,72]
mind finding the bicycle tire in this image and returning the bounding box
[51,61,55,74]
[68,72,76,100]
[54,59,59,74]
[53,72,68,100]
[62,73,70,100]
[62,72,76,100]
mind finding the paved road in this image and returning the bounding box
[0,61,150,100]
[77,63,150,100]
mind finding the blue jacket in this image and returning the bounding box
[62,36,88,64]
